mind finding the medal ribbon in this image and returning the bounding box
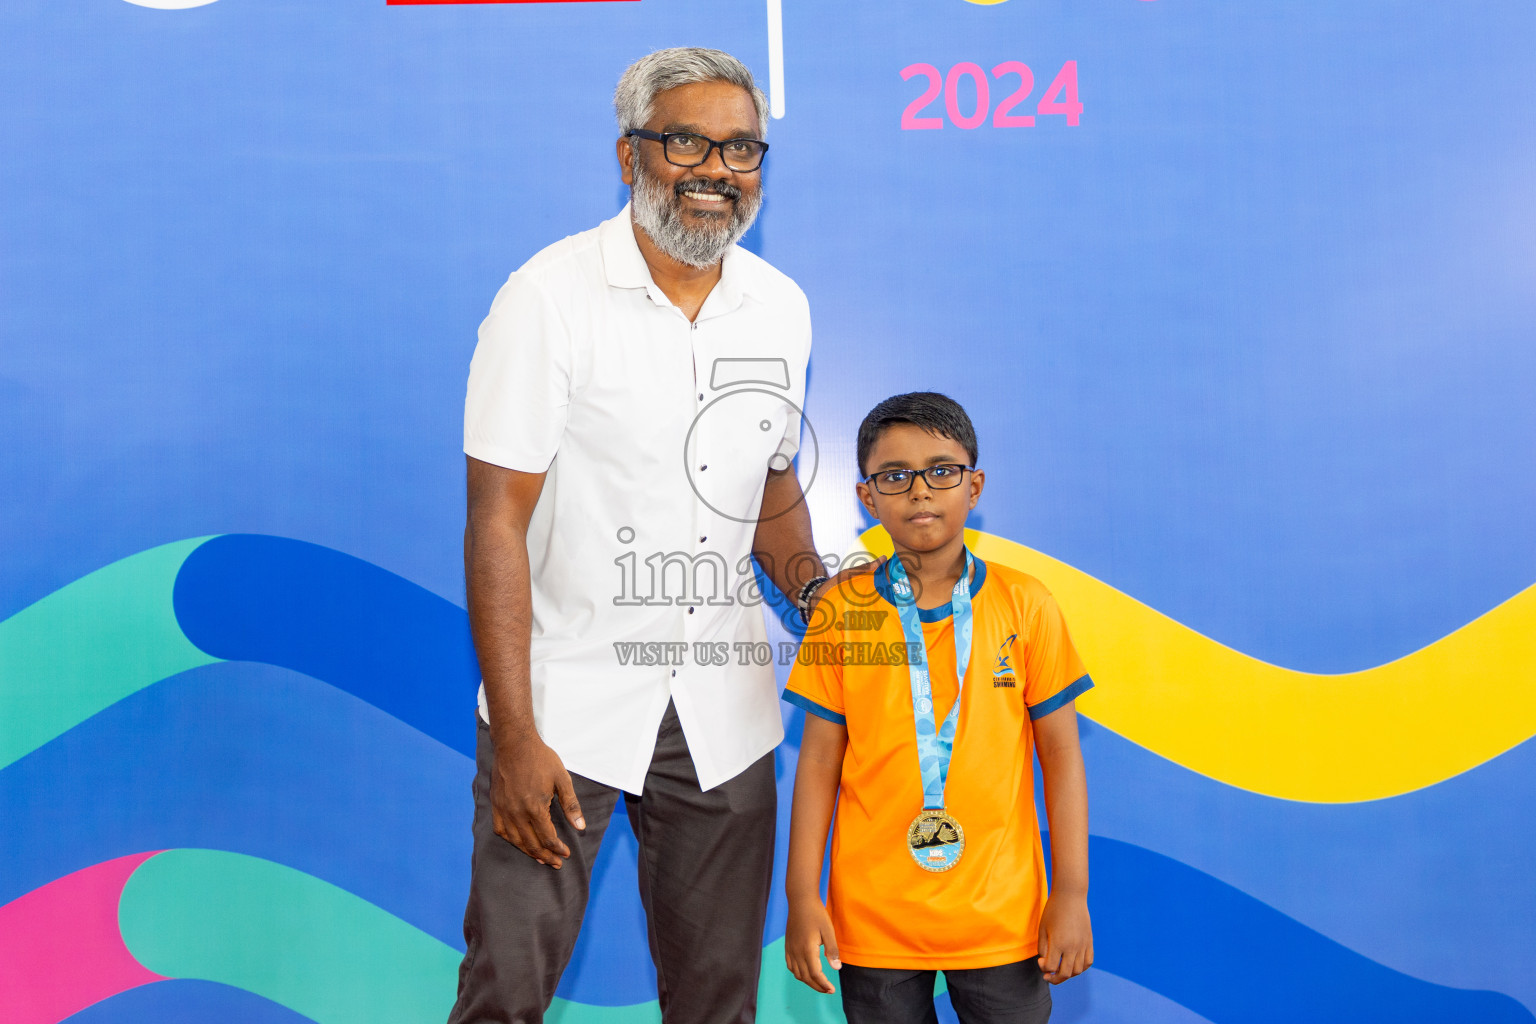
[887,548,974,812]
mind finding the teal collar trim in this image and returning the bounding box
[874,555,988,622]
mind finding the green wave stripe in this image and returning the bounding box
[121,849,463,1024]
[118,849,858,1024]
[0,537,218,770]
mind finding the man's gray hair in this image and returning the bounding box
[615,48,769,140]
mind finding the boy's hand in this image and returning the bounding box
[785,896,841,993]
[1036,892,1093,984]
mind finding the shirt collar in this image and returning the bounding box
[874,555,989,622]
[599,203,656,292]
[599,202,758,315]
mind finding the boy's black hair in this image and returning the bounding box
[856,392,979,477]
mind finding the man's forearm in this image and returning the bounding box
[465,515,538,747]
[752,467,826,603]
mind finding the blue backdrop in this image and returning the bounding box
[3,2,1534,1022]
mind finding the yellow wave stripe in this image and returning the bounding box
[856,527,1536,803]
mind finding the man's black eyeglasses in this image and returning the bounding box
[864,464,974,495]
[625,129,769,173]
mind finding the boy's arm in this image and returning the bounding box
[1034,702,1093,984]
[784,714,847,994]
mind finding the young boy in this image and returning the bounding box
[784,392,1094,1023]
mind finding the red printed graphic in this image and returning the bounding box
[387,1,637,6]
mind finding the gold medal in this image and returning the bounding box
[907,809,965,872]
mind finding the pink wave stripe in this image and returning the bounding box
[0,852,168,1024]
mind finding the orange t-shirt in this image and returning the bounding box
[784,556,1093,969]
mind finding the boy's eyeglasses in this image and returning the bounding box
[625,129,769,172]
[864,464,974,495]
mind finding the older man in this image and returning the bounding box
[450,49,831,1024]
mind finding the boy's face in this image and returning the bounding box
[857,423,984,557]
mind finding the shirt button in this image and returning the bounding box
[699,535,707,543]
[698,393,704,401]
[700,464,707,471]
[671,669,677,677]
[688,607,695,614]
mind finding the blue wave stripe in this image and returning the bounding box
[64,979,312,1024]
[172,534,481,758]
[1077,718,1536,1012]
[1067,833,1534,1023]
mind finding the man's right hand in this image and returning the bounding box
[489,733,586,868]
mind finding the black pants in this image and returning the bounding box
[840,960,1052,1024]
[446,702,778,1024]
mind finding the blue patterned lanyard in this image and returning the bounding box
[887,548,975,812]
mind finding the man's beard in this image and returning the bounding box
[630,156,763,270]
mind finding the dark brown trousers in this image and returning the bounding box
[447,702,777,1024]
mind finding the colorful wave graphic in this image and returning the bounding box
[858,527,1536,803]
[2,534,1533,1022]
[5,840,1531,1024]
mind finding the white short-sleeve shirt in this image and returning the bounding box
[464,205,812,793]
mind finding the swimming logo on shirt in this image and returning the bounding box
[993,633,1018,688]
